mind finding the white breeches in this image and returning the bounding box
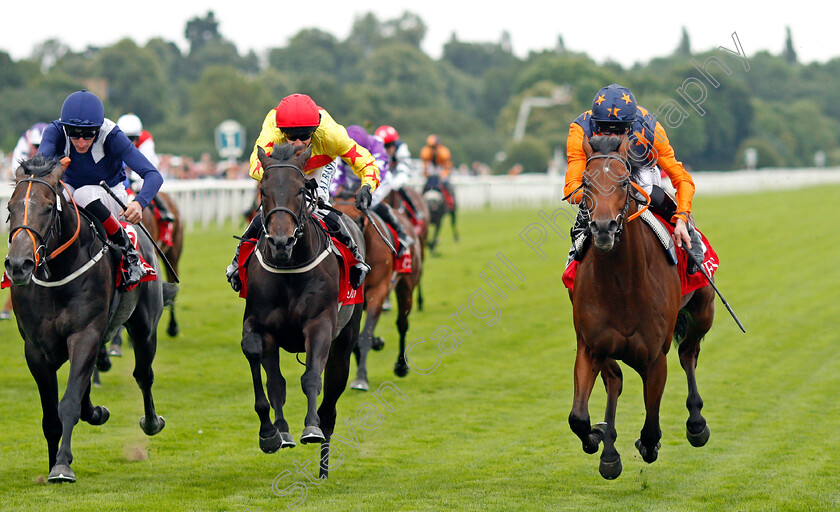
[63,183,128,218]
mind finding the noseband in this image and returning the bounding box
[260,163,318,245]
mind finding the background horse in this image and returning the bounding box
[4,155,172,483]
[422,175,459,253]
[333,196,423,391]
[240,145,363,479]
[385,187,429,311]
[142,191,184,337]
[567,135,715,479]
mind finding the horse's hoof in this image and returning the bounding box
[371,337,385,351]
[300,426,325,444]
[167,324,179,337]
[96,355,112,372]
[350,379,369,391]
[48,464,76,483]
[279,432,296,448]
[687,424,711,447]
[140,415,165,436]
[259,429,283,453]
[635,438,661,464]
[582,422,607,454]
[599,456,623,480]
[88,405,110,426]
[393,361,409,378]
[108,346,123,357]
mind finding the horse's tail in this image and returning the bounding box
[162,282,179,308]
[673,309,690,345]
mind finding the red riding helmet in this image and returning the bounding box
[275,93,321,129]
[375,125,399,144]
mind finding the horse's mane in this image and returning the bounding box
[589,135,623,155]
[268,143,300,162]
[19,154,59,177]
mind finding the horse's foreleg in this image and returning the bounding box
[262,344,295,449]
[636,352,667,464]
[679,286,715,447]
[351,300,383,391]
[50,332,99,482]
[241,327,282,453]
[598,358,624,479]
[24,344,61,473]
[568,342,602,455]
[126,322,164,437]
[300,320,333,444]
[450,209,459,242]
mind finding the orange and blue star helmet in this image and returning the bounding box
[591,84,637,134]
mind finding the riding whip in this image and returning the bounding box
[99,181,180,283]
[685,249,745,333]
[361,208,397,255]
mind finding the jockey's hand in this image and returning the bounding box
[674,218,692,250]
[355,184,372,210]
[123,200,143,224]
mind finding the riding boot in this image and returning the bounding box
[111,227,146,289]
[647,185,677,220]
[373,202,413,256]
[398,188,424,219]
[685,221,706,275]
[226,211,263,292]
[152,195,175,221]
[566,208,589,266]
[321,210,369,289]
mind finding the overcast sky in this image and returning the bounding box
[4,1,837,68]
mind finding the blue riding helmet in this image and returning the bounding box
[60,90,105,128]
[590,84,637,134]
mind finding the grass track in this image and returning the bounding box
[1,185,839,511]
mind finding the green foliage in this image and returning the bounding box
[500,137,552,173]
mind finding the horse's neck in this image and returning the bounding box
[289,217,325,263]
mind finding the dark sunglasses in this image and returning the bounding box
[65,126,100,140]
[282,129,315,142]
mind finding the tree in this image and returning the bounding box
[783,26,797,64]
[675,27,692,57]
[185,11,221,54]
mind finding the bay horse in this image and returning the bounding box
[422,175,459,253]
[332,196,422,391]
[567,135,715,479]
[4,155,172,483]
[240,144,364,479]
[142,191,184,337]
[385,187,429,311]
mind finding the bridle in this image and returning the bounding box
[8,177,81,272]
[260,162,318,245]
[575,152,650,239]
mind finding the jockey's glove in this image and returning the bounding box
[355,184,372,210]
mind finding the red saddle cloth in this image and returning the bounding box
[117,223,158,291]
[562,213,719,297]
[385,225,412,274]
[236,223,363,306]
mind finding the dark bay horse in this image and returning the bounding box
[240,145,364,478]
[4,155,171,483]
[423,176,459,253]
[385,188,429,311]
[332,197,422,391]
[142,191,184,337]
[567,135,715,479]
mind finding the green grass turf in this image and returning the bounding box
[1,185,838,511]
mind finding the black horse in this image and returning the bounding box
[240,144,364,479]
[4,155,173,483]
[422,175,459,253]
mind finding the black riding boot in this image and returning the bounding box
[111,226,146,289]
[226,212,263,292]
[373,202,413,256]
[152,195,174,221]
[566,208,589,265]
[320,210,370,289]
[398,188,424,219]
[648,185,704,274]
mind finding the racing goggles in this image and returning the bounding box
[65,126,100,140]
[282,128,316,142]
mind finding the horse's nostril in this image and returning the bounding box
[608,220,619,233]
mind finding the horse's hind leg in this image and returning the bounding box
[568,342,604,457]
[450,209,459,242]
[636,352,667,464]
[351,300,383,391]
[597,358,624,479]
[24,344,62,473]
[126,322,165,437]
[299,320,334,445]
[393,278,414,377]
[679,286,715,447]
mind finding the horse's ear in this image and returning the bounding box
[14,164,26,182]
[257,146,269,168]
[47,157,68,185]
[582,136,593,159]
[294,145,313,167]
